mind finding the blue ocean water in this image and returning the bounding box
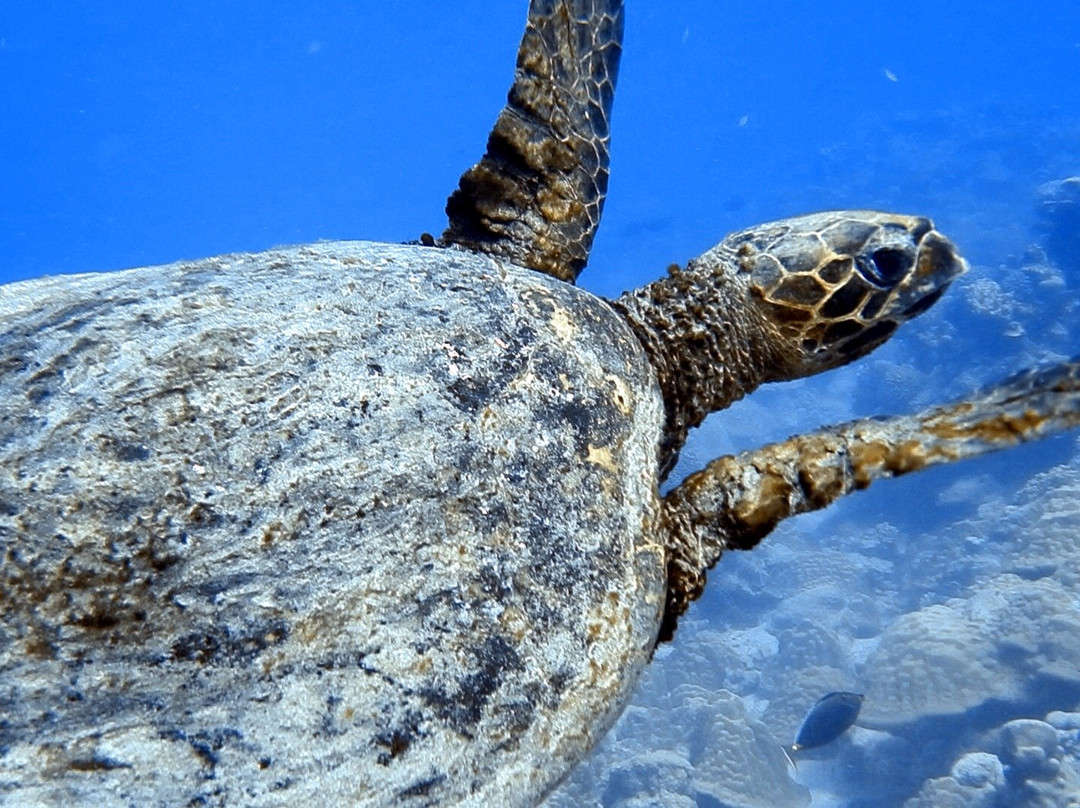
[3,4,1080,806]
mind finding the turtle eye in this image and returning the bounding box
[858,247,912,287]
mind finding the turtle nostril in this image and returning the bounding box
[868,247,911,285]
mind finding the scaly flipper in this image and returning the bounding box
[660,357,1080,637]
[442,0,623,282]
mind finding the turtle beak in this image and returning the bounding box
[900,224,968,319]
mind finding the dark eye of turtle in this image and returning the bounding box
[858,248,912,287]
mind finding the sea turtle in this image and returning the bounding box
[1,2,1079,807]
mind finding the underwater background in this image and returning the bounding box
[2,3,1079,806]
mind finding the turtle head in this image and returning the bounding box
[613,210,966,468]
[716,210,966,380]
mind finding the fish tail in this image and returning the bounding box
[781,744,798,771]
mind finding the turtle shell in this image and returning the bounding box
[0,242,667,806]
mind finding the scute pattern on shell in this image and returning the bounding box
[0,242,666,807]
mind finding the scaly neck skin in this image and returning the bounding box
[611,264,779,476]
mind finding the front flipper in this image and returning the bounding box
[442,0,624,282]
[659,358,1080,638]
